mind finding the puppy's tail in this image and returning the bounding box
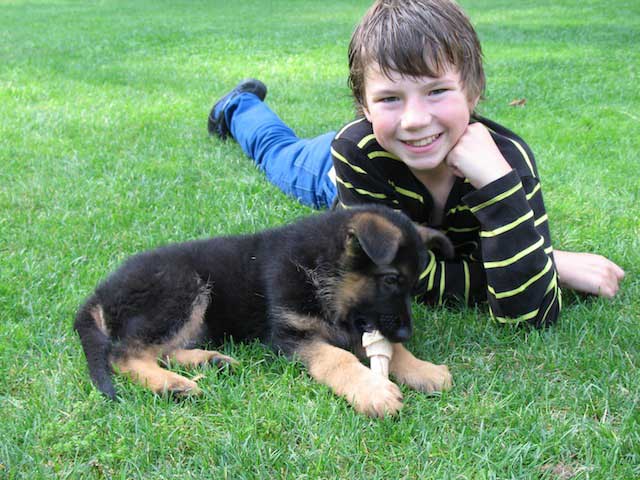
[73,300,116,400]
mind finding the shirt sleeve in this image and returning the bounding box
[462,169,560,327]
[415,170,560,327]
[414,250,488,307]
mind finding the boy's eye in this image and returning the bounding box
[429,88,448,96]
[380,96,399,103]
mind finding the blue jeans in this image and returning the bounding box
[224,93,337,209]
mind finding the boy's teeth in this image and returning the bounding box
[406,134,439,147]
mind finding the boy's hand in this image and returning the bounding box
[554,249,625,298]
[446,123,512,189]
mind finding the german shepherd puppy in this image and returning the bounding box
[74,205,453,417]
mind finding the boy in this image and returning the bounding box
[207,0,624,326]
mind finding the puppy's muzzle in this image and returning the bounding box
[379,313,412,343]
[353,312,412,343]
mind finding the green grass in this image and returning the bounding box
[1,0,638,478]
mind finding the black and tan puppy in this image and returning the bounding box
[74,205,453,417]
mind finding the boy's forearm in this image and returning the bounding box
[461,171,560,326]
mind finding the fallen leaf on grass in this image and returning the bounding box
[540,462,583,479]
[509,98,527,107]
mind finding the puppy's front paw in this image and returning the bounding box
[402,361,452,393]
[349,371,403,418]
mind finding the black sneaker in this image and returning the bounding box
[207,78,267,139]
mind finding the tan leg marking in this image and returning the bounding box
[389,343,452,393]
[161,286,210,352]
[114,353,201,396]
[90,304,108,335]
[168,348,238,369]
[298,341,403,417]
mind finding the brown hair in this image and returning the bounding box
[348,0,485,109]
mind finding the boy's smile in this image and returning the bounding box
[362,66,478,175]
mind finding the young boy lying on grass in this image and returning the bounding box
[207,0,624,327]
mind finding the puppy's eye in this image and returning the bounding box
[383,274,399,286]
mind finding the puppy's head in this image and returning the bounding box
[337,208,452,344]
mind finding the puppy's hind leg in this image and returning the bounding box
[114,350,202,396]
[167,348,238,370]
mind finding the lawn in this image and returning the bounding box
[1,0,638,478]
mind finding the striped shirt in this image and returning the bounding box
[331,115,560,327]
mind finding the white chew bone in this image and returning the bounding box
[362,330,393,378]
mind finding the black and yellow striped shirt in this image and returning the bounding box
[331,115,560,327]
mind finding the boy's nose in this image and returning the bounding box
[401,98,432,130]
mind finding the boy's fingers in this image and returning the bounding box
[613,264,625,280]
[601,283,619,298]
[602,257,625,281]
[591,254,625,281]
[601,268,623,298]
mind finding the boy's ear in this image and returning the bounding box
[468,94,481,113]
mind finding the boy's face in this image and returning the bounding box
[362,65,478,174]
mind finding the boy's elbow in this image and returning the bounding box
[490,280,561,328]
[529,277,562,329]
[527,294,561,329]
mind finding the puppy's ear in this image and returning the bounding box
[347,213,402,266]
[414,225,455,259]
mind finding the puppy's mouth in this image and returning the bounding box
[352,314,376,335]
[351,313,411,343]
